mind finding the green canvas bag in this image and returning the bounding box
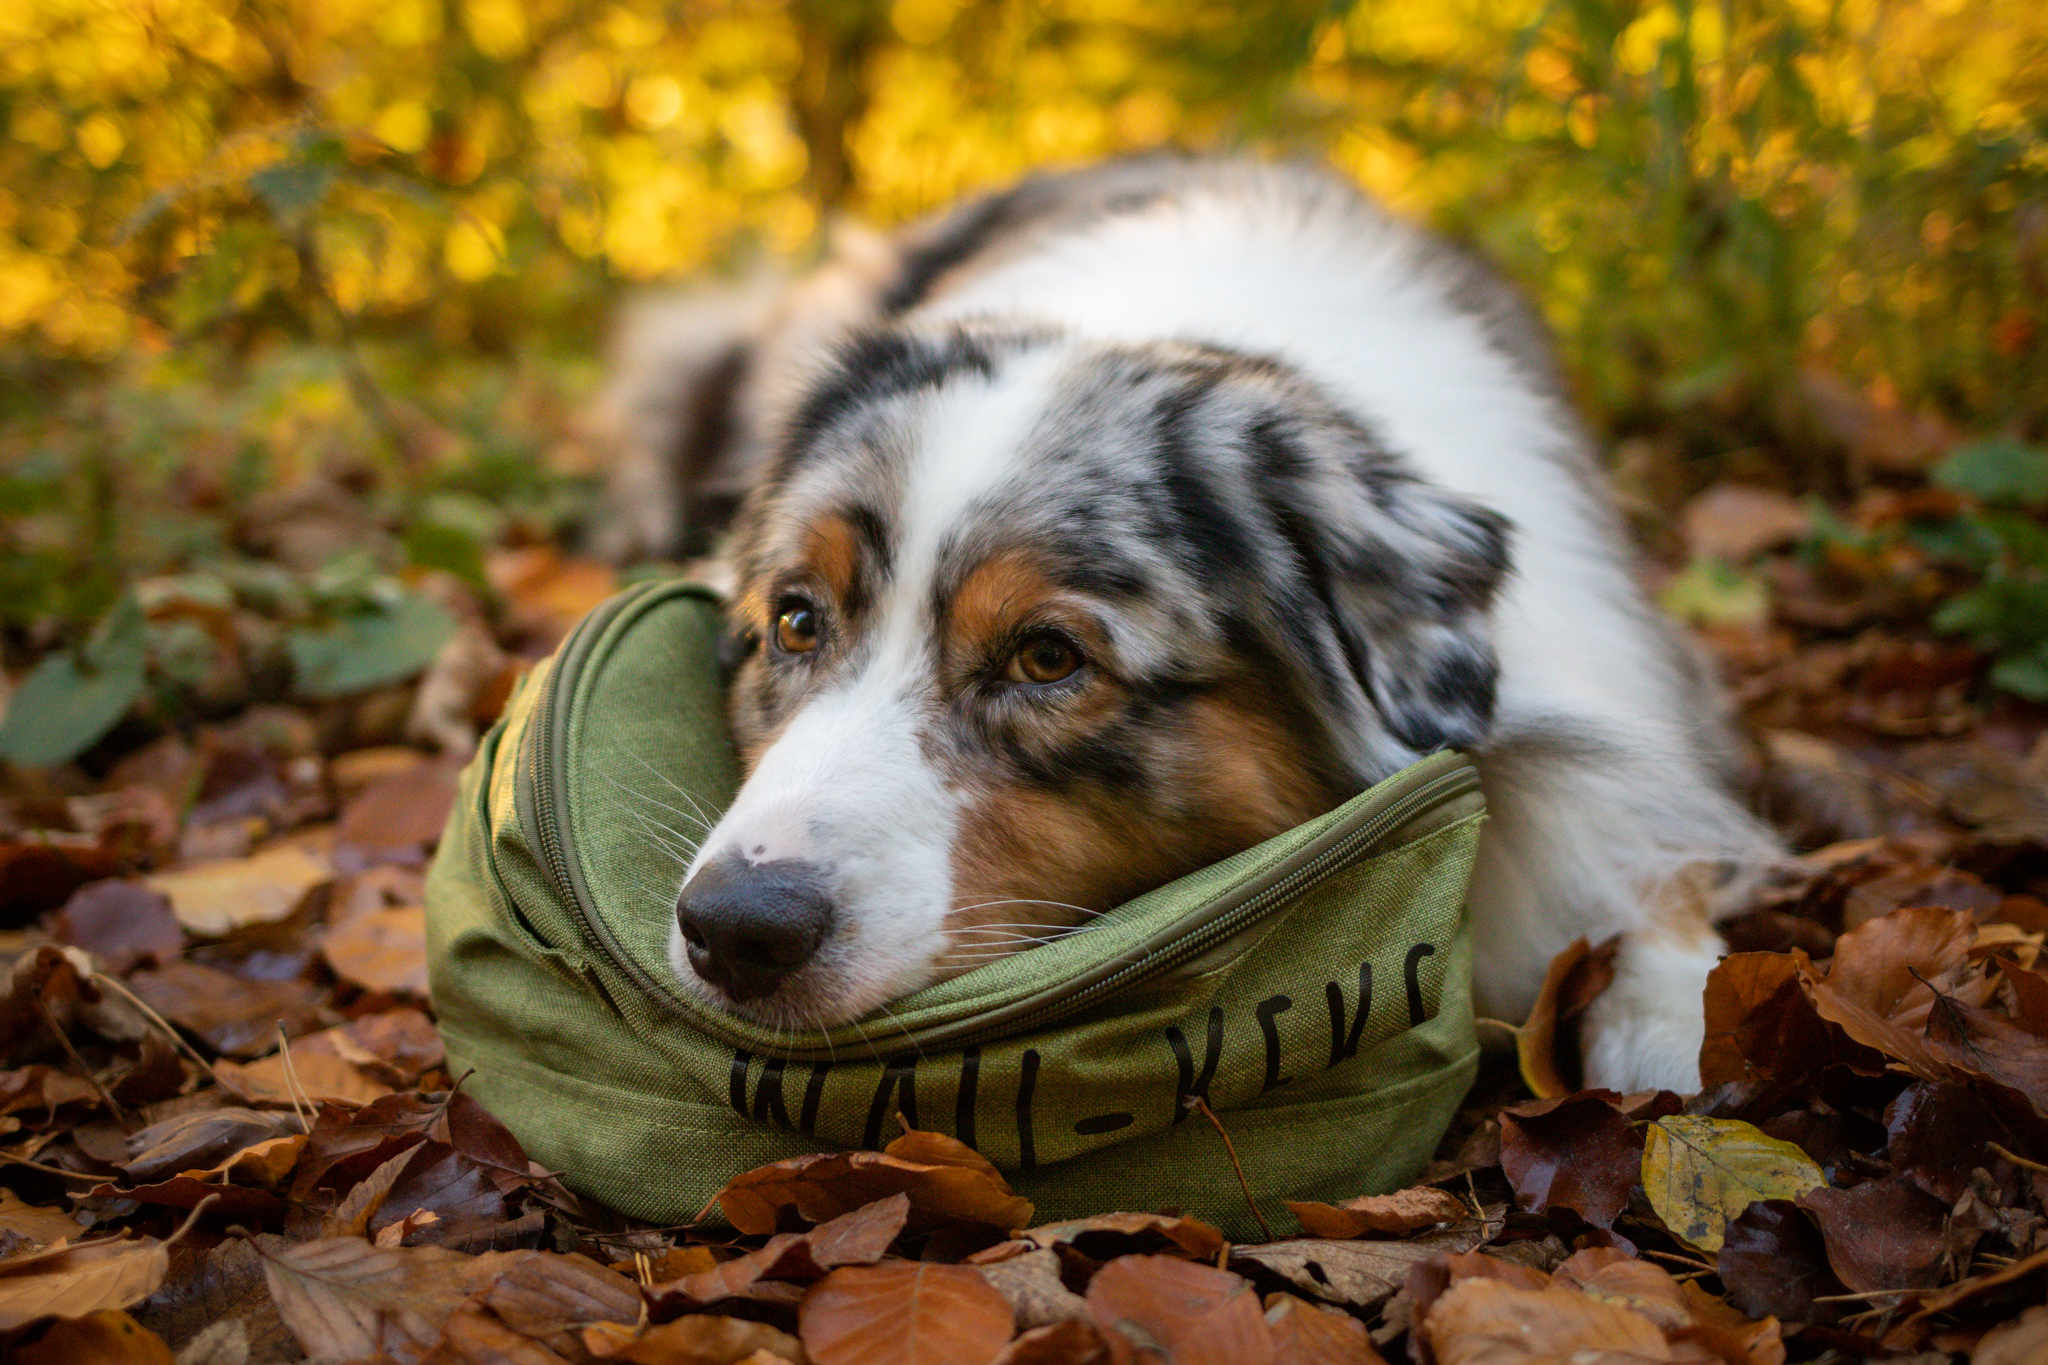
[425,578,1486,1240]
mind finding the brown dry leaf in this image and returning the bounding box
[123,1107,302,1184]
[333,760,460,869]
[799,1261,1014,1365]
[436,1303,574,1365]
[718,1129,1032,1236]
[86,1174,285,1224]
[1017,1211,1227,1262]
[52,880,183,972]
[1286,1186,1469,1239]
[217,1040,394,1106]
[321,903,429,995]
[989,1320,1107,1365]
[124,961,326,1059]
[109,1033,188,1106]
[0,1062,102,1116]
[1231,1225,1491,1313]
[1973,1303,2048,1365]
[330,1007,447,1082]
[488,547,618,646]
[14,1309,175,1365]
[1641,1116,1826,1254]
[1680,485,1812,563]
[1263,1292,1383,1365]
[653,1196,910,1312]
[1699,951,1869,1089]
[585,1314,808,1364]
[1422,1276,1670,1365]
[145,841,331,937]
[0,1234,170,1330]
[322,1146,417,1237]
[974,1247,1088,1331]
[194,1133,308,1189]
[1797,1176,1951,1293]
[1085,1254,1272,1365]
[0,1189,82,1254]
[479,1250,641,1353]
[1715,1201,1842,1325]
[1516,936,1619,1099]
[1499,1092,1642,1228]
[254,1234,520,1364]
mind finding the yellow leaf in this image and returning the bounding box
[1641,1116,1827,1254]
[146,842,330,937]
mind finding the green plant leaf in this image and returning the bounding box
[0,594,148,768]
[248,162,337,226]
[1933,438,2048,506]
[1990,646,2048,702]
[403,521,487,595]
[286,594,456,699]
[1659,556,1770,628]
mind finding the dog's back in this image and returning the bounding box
[608,159,1778,1090]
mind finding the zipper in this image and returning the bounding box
[517,580,1482,1059]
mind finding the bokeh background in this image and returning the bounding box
[2,0,2046,768]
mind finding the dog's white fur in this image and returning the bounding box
[612,161,1780,1093]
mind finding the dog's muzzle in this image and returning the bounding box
[674,851,834,1001]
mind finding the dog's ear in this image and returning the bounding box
[1255,416,1512,760]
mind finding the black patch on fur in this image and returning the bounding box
[780,329,1000,470]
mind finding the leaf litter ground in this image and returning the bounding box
[2,480,2048,1364]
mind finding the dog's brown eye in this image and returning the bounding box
[775,603,819,654]
[1007,632,1082,684]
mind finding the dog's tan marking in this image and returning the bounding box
[938,675,1344,980]
[801,514,862,606]
[947,552,1059,665]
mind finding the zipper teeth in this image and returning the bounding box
[953,765,1476,1047]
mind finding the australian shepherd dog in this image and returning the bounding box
[597,157,1781,1092]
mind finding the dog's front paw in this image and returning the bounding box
[1576,933,1724,1094]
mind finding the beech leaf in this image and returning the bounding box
[799,1261,1014,1365]
[1641,1116,1827,1254]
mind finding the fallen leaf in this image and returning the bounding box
[1516,936,1619,1099]
[799,1261,1014,1365]
[434,1303,574,1365]
[975,1247,1088,1331]
[254,1234,520,1364]
[0,1235,170,1330]
[652,1196,910,1314]
[718,1129,1032,1236]
[1698,952,1867,1089]
[480,1250,642,1354]
[1017,1211,1227,1263]
[145,842,331,937]
[1263,1292,1383,1365]
[1681,485,1812,563]
[129,1234,299,1362]
[87,1174,285,1224]
[123,1108,303,1184]
[0,1063,102,1117]
[586,1313,807,1364]
[216,1043,393,1106]
[1085,1254,1273,1365]
[0,1189,82,1255]
[990,1319,1107,1365]
[1499,1092,1641,1228]
[1421,1276,1669,1365]
[329,1007,446,1082]
[125,961,326,1058]
[1797,1176,1951,1292]
[1230,1225,1490,1312]
[321,904,430,995]
[14,1309,175,1365]
[108,1034,189,1106]
[1641,1116,1827,1253]
[1973,1303,2048,1365]
[333,760,460,870]
[52,880,183,972]
[1885,1081,2007,1203]
[1286,1187,1471,1239]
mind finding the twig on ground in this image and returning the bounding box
[1186,1095,1276,1242]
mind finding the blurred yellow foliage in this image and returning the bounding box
[0,0,2041,437]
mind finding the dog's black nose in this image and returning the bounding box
[675,853,833,1001]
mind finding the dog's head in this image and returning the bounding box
[668,323,1511,1027]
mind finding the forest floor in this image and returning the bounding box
[1,411,2046,1364]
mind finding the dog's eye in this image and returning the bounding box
[774,602,820,654]
[1006,631,1083,685]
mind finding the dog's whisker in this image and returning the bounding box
[601,769,718,835]
[620,753,723,831]
[948,899,1107,919]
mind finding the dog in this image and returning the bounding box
[595,157,1781,1093]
